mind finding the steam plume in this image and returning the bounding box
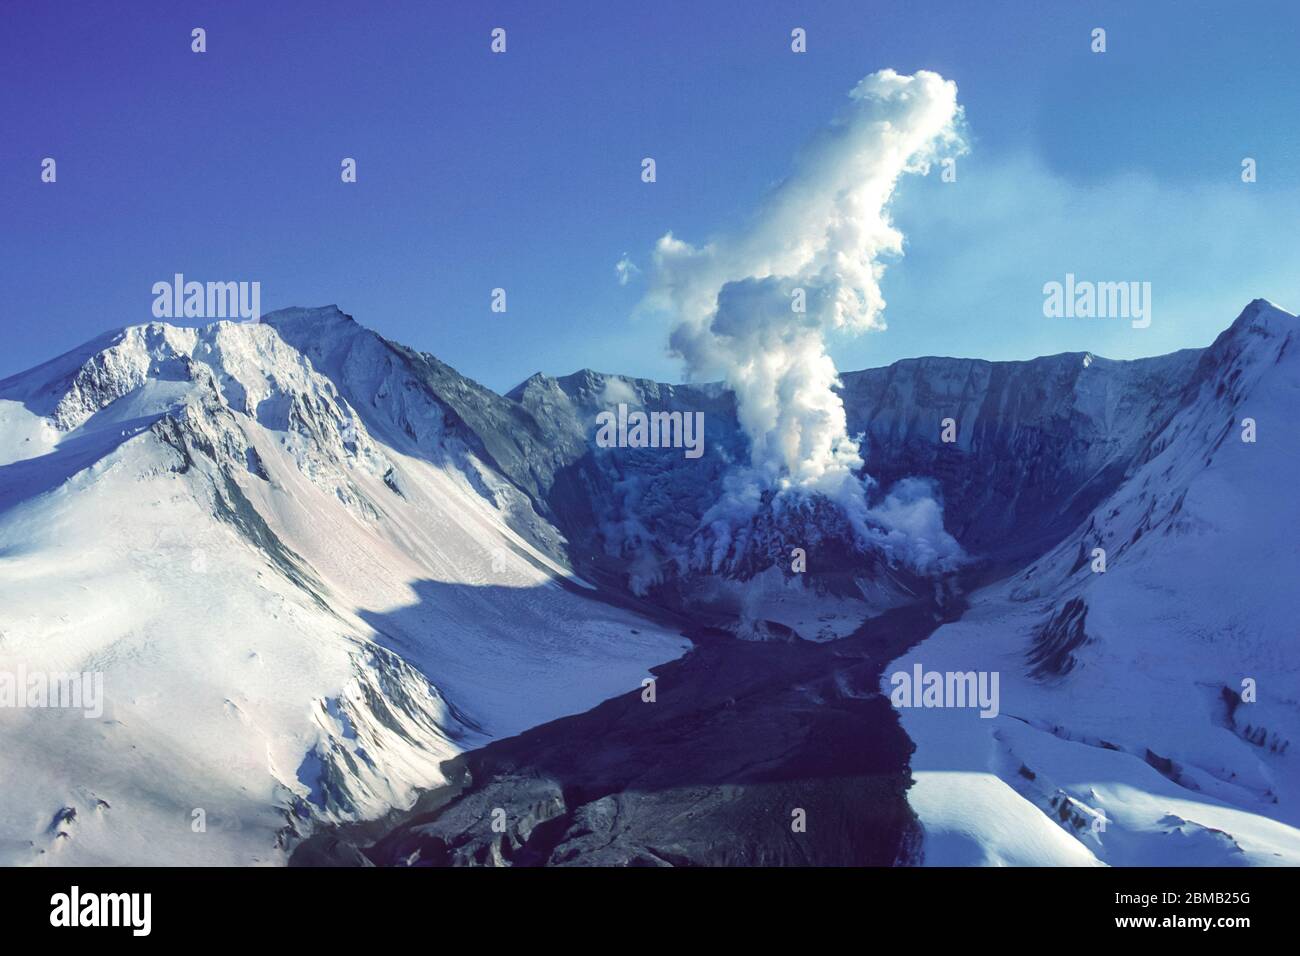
[645,69,965,566]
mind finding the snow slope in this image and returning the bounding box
[888,300,1300,866]
[0,310,687,865]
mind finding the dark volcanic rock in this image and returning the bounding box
[298,589,966,867]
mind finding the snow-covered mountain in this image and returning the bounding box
[1,300,1296,867]
[0,308,687,865]
[885,300,1300,865]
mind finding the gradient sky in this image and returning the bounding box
[3,0,1299,391]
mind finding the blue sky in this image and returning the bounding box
[3,0,1299,391]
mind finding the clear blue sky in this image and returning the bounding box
[3,0,1299,391]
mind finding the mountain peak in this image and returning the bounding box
[260,304,355,333]
[1230,297,1294,330]
[1200,297,1296,365]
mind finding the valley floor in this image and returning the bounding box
[293,586,966,867]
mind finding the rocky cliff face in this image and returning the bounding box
[841,347,1202,561]
[497,337,1205,594]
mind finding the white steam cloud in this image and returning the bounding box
[643,69,966,566]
